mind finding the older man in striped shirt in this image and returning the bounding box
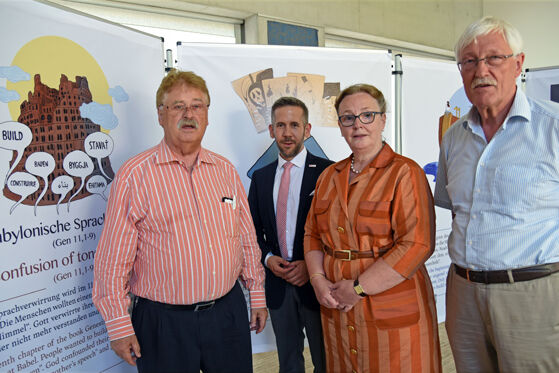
[92,69,267,373]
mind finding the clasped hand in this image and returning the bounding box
[311,277,362,312]
[267,256,309,287]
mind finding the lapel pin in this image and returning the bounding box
[309,164,316,168]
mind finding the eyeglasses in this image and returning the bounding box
[457,54,515,72]
[338,111,383,127]
[161,102,208,115]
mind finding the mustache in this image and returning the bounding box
[177,118,199,129]
[471,77,497,89]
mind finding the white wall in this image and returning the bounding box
[186,0,482,52]
[50,1,559,68]
[483,1,559,69]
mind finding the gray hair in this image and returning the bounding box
[455,16,523,61]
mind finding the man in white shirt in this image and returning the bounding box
[435,17,559,372]
[248,97,332,373]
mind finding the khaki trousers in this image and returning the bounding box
[445,265,559,373]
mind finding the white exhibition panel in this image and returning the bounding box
[0,0,163,372]
[177,43,393,192]
[400,56,464,322]
[525,67,559,103]
[177,44,393,352]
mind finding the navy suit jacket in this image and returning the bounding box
[248,152,333,310]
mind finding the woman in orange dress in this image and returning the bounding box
[304,84,441,373]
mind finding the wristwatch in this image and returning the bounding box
[353,278,367,297]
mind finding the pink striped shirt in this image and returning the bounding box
[92,141,266,340]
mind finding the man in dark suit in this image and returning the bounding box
[248,97,332,373]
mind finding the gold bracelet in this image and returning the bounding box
[309,272,326,284]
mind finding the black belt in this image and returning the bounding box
[454,262,559,284]
[136,297,217,312]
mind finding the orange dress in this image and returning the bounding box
[304,144,441,373]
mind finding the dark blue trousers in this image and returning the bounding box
[132,282,252,373]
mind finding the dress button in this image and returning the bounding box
[337,226,345,233]
[348,325,355,332]
[350,348,357,355]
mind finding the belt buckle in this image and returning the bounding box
[338,249,353,261]
[194,301,215,312]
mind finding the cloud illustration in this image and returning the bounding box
[79,102,118,130]
[0,66,30,82]
[0,87,20,102]
[108,85,129,103]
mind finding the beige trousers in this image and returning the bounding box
[445,265,559,373]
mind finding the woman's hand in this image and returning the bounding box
[310,275,339,309]
[331,279,362,312]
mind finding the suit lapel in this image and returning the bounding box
[297,153,317,226]
[263,161,279,238]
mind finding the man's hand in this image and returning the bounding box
[282,260,309,287]
[267,255,292,279]
[110,334,141,366]
[250,307,268,334]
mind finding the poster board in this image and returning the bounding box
[525,66,559,103]
[177,43,393,191]
[400,56,468,322]
[177,43,392,351]
[0,1,164,372]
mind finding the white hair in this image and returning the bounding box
[455,16,523,61]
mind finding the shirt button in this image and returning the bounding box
[468,241,473,245]
[472,214,477,219]
[337,226,345,233]
[350,348,357,355]
[348,325,355,332]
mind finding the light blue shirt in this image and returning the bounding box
[434,87,559,270]
[265,147,307,264]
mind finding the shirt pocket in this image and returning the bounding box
[219,198,239,237]
[314,199,331,233]
[492,165,541,212]
[355,200,391,236]
[363,277,420,329]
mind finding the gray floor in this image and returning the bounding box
[253,323,456,373]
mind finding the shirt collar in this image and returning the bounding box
[277,146,307,170]
[465,85,531,130]
[155,140,215,166]
[334,143,394,172]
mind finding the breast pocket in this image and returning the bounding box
[355,200,391,236]
[363,278,420,330]
[220,199,239,237]
[492,165,541,212]
[314,199,331,233]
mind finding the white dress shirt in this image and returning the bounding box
[266,147,307,264]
